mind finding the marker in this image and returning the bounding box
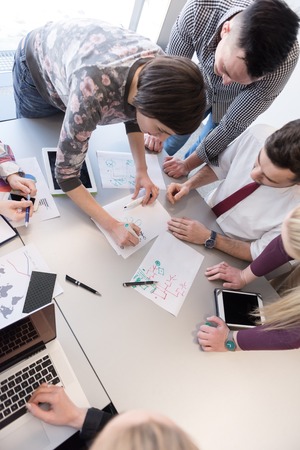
[124,223,139,239]
[123,280,158,287]
[65,274,101,296]
[124,193,153,209]
[25,194,30,227]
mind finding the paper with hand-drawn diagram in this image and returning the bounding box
[129,232,204,316]
[92,194,170,259]
[4,157,60,228]
[0,243,63,328]
[97,151,166,190]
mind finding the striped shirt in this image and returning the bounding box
[166,0,299,165]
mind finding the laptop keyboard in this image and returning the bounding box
[0,355,61,430]
[0,317,39,357]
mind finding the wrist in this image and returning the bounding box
[69,407,88,430]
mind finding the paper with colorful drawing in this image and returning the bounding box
[97,151,166,190]
[129,231,204,316]
[92,194,171,259]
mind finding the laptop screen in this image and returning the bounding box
[0,303,56,373]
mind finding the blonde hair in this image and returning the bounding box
[92,416,199,450]
[256,206,300,330]
[285,206,300,259]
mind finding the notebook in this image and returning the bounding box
[0,303,90,450]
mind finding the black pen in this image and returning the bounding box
[66,275,101,296]
[123,280,158,287]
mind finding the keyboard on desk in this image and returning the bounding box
[0,354,61,430]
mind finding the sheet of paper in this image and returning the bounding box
[97,151,166,190]
[0,215,17,244]
[0,243,63,328]
[9,157,60,228]
[92,194,170,259]
[129,232,204,316]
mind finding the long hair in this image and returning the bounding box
[255,206,300,330]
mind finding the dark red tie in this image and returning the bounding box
[212,182,260,218]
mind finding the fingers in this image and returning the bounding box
[144,135,163,152]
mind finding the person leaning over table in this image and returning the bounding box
[0,141,36,221]
[144,0,300,167]
[26,384,199,450]
[198,206,300,351]
[166,120,300,262]
[204,206,300,291]
[12,18,206,248]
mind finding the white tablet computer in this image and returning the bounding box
[214,288,264,329]
[42,148,97,195]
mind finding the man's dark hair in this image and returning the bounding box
[237,0,299,78]
[265,119,300,182]
[133,56,206,135]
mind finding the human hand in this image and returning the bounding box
[144,134,163,153]
[7,174,37,196]
[197,316,230,352]
[163,156,189,178]
[0,199,33,222]
[132,170,159,205]
[167,217,210,244]
[110,221,141,248]
[166,182,190,204]
[26,384,88,428]
[205,262,247,289]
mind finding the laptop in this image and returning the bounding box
[0,303,90,450]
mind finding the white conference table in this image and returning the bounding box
[1,116,300,450]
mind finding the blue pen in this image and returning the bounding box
[25,194,31,227]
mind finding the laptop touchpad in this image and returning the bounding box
[1,418,49,450]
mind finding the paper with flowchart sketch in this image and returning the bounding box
[129,232,204,316]
[97,151,166,190]
[92,194,171,259]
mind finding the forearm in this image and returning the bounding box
[236,326,300,351]
[184,164,218,190]
[214,233,252,262]
[66,185,117,230]
[127,132,147,172]
[184,151,205,172]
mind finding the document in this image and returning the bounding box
[0,243,63,328]
[97,151,166,190]
[129,232,204,316]
[8,157,60,228]
[92,194,171,259]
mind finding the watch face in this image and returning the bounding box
[205,238,215,249]
[225,340,236,351]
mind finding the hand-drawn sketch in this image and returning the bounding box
[92,194,171,259]
[97,151,166,190]
[130,232,204,316]
[0,244,62,328]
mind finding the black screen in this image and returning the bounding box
[0,304,56,371]
[222,291,260,326]
[47,151,92,189]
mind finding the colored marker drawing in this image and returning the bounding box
[131,232,204,316]
[133,260,188,301]
[105,158,135,187]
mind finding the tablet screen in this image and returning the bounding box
[222,291,260,326]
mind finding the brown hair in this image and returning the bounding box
[133,55,206,135]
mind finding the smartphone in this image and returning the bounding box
[214,288,264,329]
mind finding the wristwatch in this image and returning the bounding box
[225,330,236,351]
[204,230,217,249]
